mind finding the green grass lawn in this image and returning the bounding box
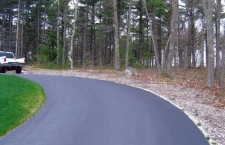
[0,75,46,137]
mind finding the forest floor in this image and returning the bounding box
[22,66,225,145]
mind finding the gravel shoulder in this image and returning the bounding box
[23,66,225,145]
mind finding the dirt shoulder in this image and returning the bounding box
[23,66,225,145]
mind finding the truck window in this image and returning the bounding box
[6,53,14,58]
[0,53,5,57]
[0,52,14,58]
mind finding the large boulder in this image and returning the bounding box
[124,67,137,77]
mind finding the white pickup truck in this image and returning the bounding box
[0,51,26,74]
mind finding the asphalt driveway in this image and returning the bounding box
[0,75,209,145]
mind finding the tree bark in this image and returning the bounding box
[167,0,178,78]
[83,6,88,68]
[20,18,24,57]
[216,0,221,79]
[15,0,21,59]
[125,0,132,69]
[99,0,103,67]
[139,0,143,65]
[189,0,195,67]
[113,0,120,70]
[37,0,40,62]
[220,41,225,90]
[69,0,78,70]
[42,0,47,45]
[9,8,13,52]
[2,9,6,51]
[62,2,67,67]
[202,0,215,88]
[57,1,60,66]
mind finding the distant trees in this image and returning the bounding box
[0,0,225,89]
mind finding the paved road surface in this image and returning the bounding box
[0,75,209,145]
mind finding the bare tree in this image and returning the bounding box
[113,0,120,70]
[125,0,132,69]
[68,0,78,70]
[202,0,214,88]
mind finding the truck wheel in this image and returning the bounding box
[16,67,22,74]
[0,67,6,73]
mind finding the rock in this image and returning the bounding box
[124,67,137,77]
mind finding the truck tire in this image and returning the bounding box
[16,67,22,74]
[0,66,6,73]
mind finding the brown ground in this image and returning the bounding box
[137,68,225,109]
[20,66,225,145]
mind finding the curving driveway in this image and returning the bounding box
[0,75,209,145]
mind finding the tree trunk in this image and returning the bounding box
[1,5,5,51]
[220,46,225,90]
[183,20,189,70]
[125,0,132,69]
[142,0,161,77]
[9,8,13,52]
[167,0,178,78]
[57,1,60,66]
[69,0,78,70]
[216,0,221,79]
[62,2,67,67]
[99,0,103,67]
[42,0,47,45]
[202,0,214,88]
[139,0,143,65]
[189,0,195,67]
[15,0,21,59]
[37,0,40,62]
[162,36,170,72]
[83,7,88,67]
[20,18,24,57]
[104,33,108,65]
[113,0,120,70]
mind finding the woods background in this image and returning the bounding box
[0,0,225,90]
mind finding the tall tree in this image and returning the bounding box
[216,0,221,78]
[220,27,225,89]
[125,0,132,69]
[138,0,143,64]
[57,0,60,66]
[62,0,68,67]
[167,0,178,78]
[143,0,161,77]
[68,0,78,70]
[202,0,214,88]
[113,0,120,70]
[82,4,88,67]
[15,0,21,58]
